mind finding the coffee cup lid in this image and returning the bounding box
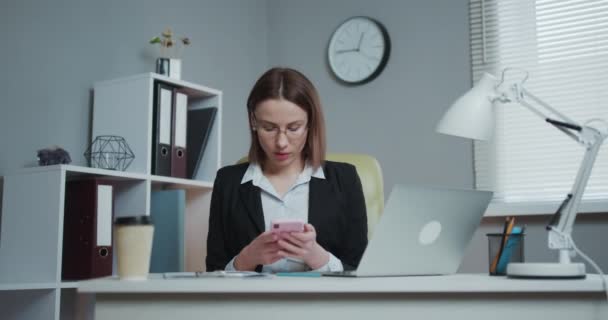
[114,216,153,225]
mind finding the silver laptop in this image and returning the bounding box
[325,184,493,277]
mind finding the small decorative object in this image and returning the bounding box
[84,135,135,171]
[327,16,391,85]
[150,28,190,80]
[37,146,72,166]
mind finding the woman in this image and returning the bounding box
[206,67,367,273]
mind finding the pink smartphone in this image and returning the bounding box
[271,219,305,234]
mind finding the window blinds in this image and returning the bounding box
[469,0,608,215]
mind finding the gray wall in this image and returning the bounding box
[267,0,474,194]
[0,0,268,173]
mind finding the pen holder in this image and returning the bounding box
[487,233,525,276]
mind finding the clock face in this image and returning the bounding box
[328,16,390,85]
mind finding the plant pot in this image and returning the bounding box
[155,58,182,80]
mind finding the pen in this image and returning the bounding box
[496,226,523,274]
[490,216,515,273]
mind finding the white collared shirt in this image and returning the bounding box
[225,163,343,273]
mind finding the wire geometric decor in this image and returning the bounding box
[84,135,135,171]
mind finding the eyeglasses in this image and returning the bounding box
[253,120,308,140]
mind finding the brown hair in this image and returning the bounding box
[246,67,326,169]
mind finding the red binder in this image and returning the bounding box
[170,89,188,178]
[62,178,114,280]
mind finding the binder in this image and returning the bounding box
[186,107,217,179]
[170,90,188,178]
[150,189,186,272]
[62,178,114,280]
[152,82,173,176]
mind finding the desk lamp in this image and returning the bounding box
[436,68,607,278]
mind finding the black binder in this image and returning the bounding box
[62,178,114,280]
[152,82,173,176]
[186,107,217,179]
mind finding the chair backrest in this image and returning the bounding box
[236,153,384,239]
[326,153,384,239]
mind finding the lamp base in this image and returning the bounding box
[507,262,586,279]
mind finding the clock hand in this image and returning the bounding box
[335,48,358,54]
[357,32,366,51]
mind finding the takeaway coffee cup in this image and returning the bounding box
[114,216,154,280]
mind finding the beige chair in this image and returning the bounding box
[237,153,384,239]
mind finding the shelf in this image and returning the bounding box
[91,72,222,179]
[64,165,149,180]
[6,165,214,189]
[9,165,148,181]
[0,282,57,291]
[150,175,213,189]
[95,73,222,98]
[151,73,222,97]
[0,74,221,320]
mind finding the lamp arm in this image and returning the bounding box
[519,99,581,142]
[521,88,581,127]
[546,138,604,259]
[505,85,608,253]
[553,138,604,235]
[518,88,583,143]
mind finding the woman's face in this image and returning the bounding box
[252,99,309,172]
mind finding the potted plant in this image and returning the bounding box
[150,28,191,80]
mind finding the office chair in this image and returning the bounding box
[237,153,384,239]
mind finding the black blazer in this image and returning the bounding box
[206,161,368,272]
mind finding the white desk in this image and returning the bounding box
[78,273,607,320]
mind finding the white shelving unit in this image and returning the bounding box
[0,73,222,320]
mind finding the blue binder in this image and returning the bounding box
[150,189,186,272]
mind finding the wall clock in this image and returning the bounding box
[328,16,391,85]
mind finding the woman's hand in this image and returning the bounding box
[234,231,281,271]
[277,224,329,270]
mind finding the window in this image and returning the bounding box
[469,0,608,215]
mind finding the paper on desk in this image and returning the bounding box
[163,271,271,279]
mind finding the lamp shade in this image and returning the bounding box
[436,73,499,141]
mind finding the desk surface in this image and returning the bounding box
[78,273,606,294]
